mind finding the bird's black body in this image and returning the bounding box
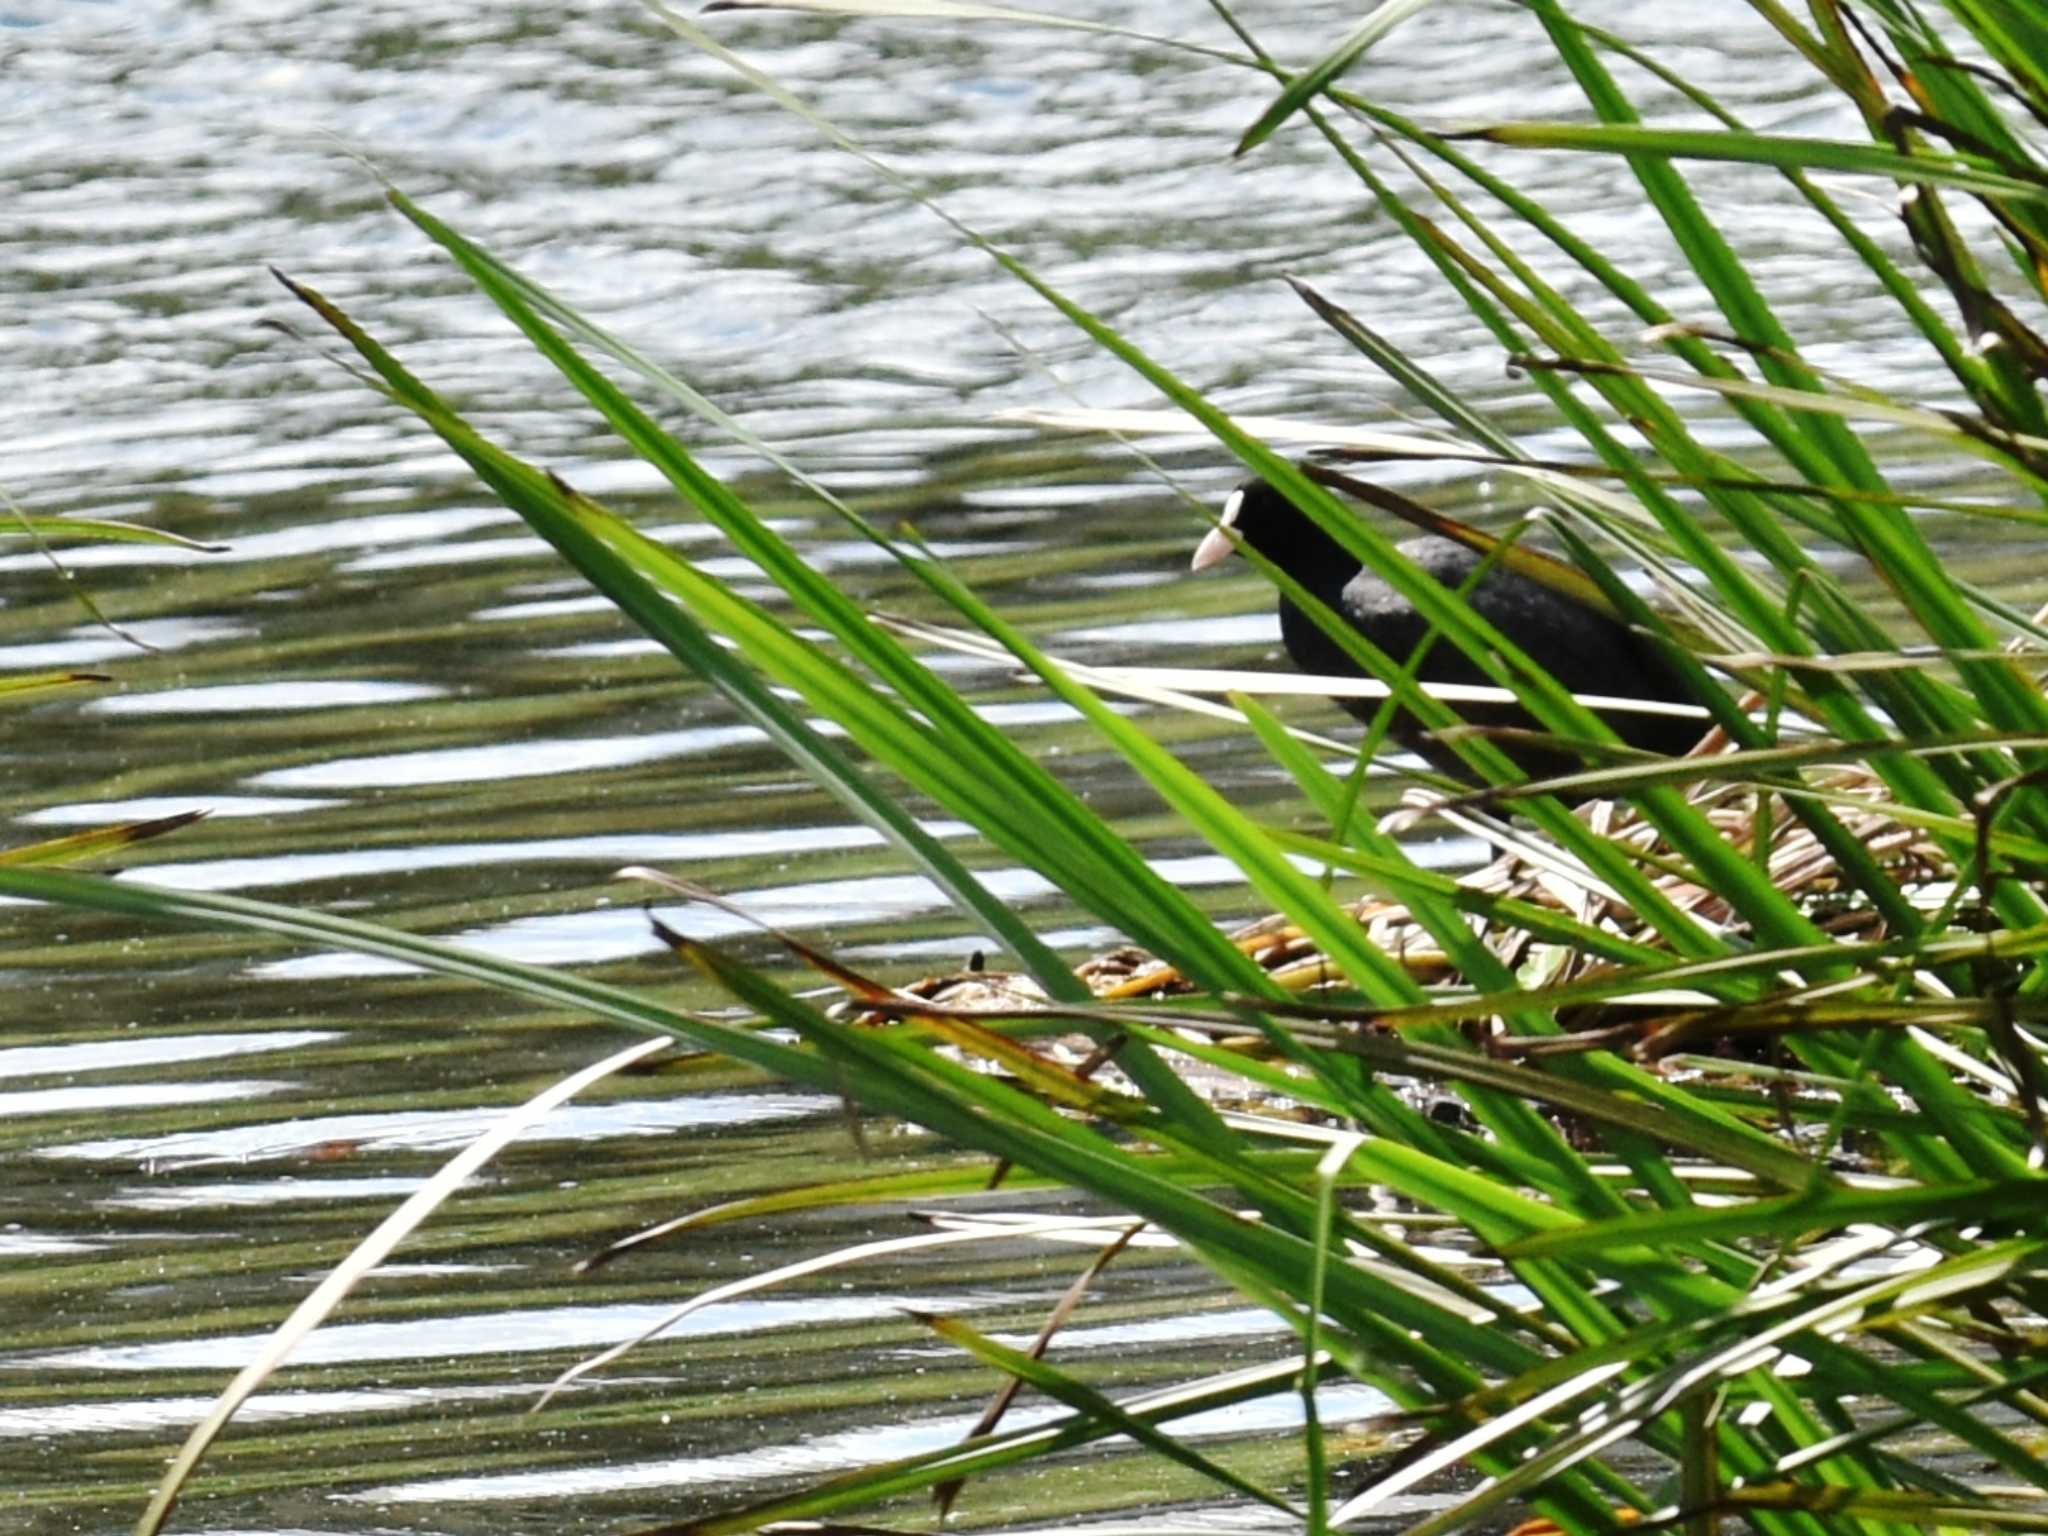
[1195,479,1704,782]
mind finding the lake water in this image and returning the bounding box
[1,2,2022,1531]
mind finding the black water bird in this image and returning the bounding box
[1192,478,1706,784]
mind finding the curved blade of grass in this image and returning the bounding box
[876,613,1355,750]
[0,865,819,1068]
[915,1310,1302,1516]
[1505,1174,2048,1261]
[1927,10,2048,148]
[1316,1031,1823,1191]
[626,1355,1321,1536]
[544,1217,1138,1409]
[1000,404,1474,456]
[1,516,226,551]
[135,1034,670,1536]
[1454,120,2048,203]
[1330,1357,1635,1527]
[1234,0,1434,157]
[579,1152,1326,1272]
[582,1166,1057,1270]
[1285,276,1519,454]
[1258,825,1660,965]
[1512,348,2048,462]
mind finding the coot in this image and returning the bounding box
[1192,478,1705,783]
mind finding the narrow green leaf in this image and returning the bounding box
[916,1311,1302,1515]
[1459,120,2048,204]
[1234,0,1434,156]
[1505,1175,2048,1260]
[1,515,226,551]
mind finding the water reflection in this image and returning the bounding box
[132,823,970,892]
[0,1030,336,1079]
[0,508,515,572]
[348,1380,1396,1504]
[0,617,252,667]
[249,850,1351,978]
[89,681,444,714]
[32,1293,956,1371]
[50,1092,833,1164]
[0,1383,534,1441]
[0,1079,287,1118]
[248,726,771,790]
[22,794,335,823]
[108,1176,433,1211]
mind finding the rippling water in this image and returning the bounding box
[1,2,2025,1531]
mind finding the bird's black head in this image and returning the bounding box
[1192,478,1357,578]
